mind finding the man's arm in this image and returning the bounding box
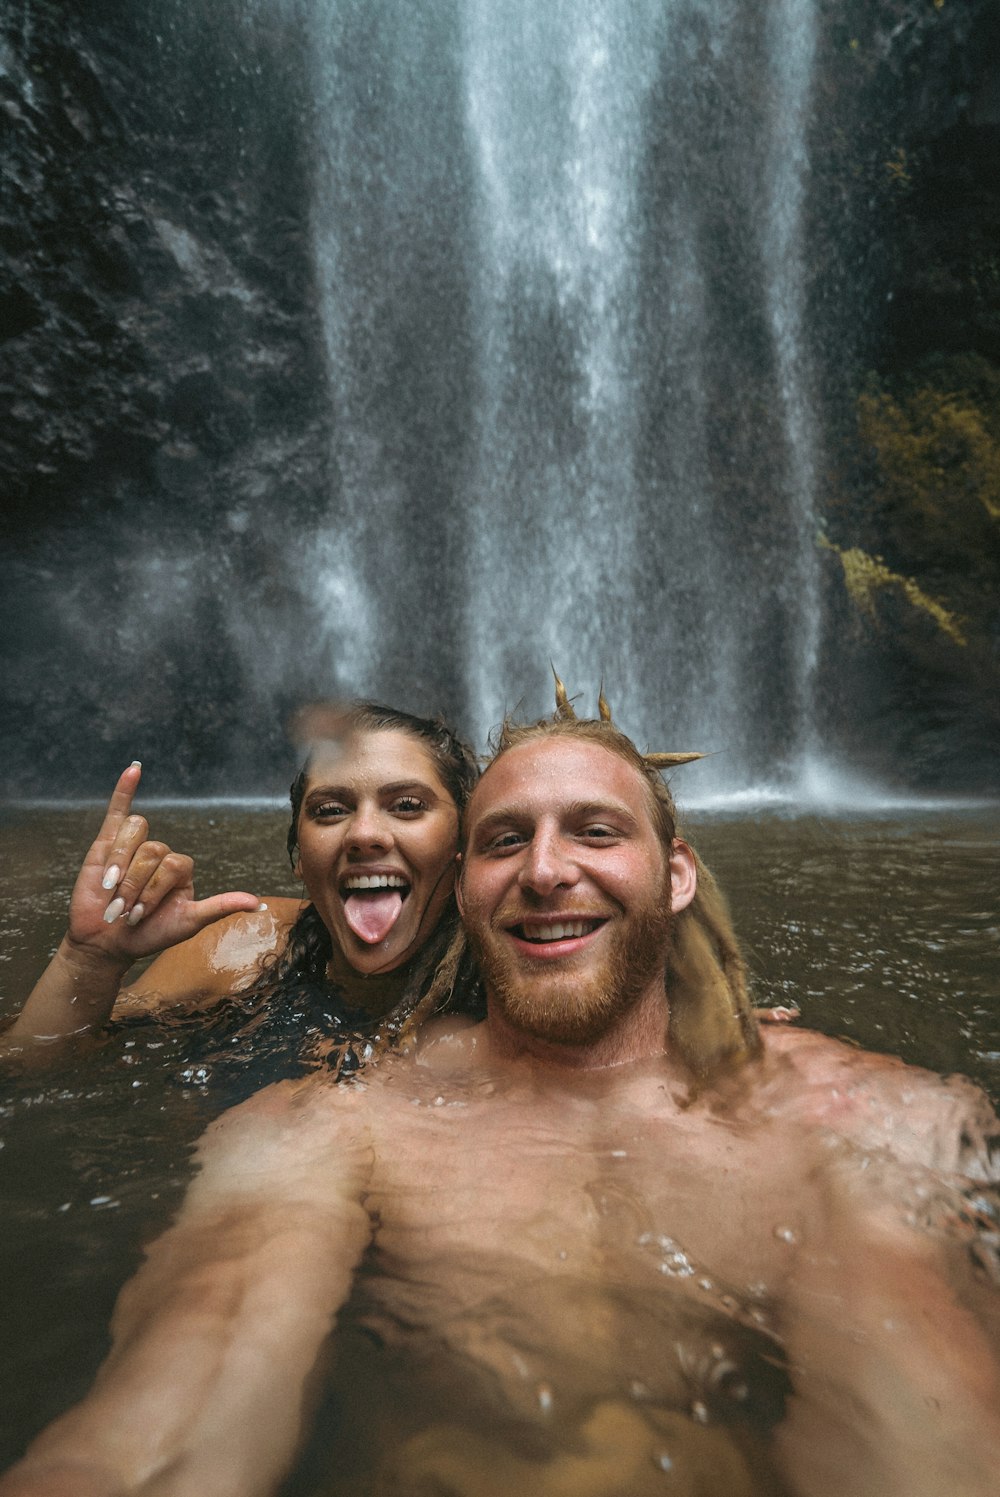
[0,1079,374,1497]
[774,1071,1000,1497]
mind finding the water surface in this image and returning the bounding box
[1,803,997,1479]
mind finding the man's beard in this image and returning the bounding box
[468,885,675,1047]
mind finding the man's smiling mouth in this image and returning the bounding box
[512,918,605,944]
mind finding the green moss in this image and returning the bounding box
[858,364,1000,530]
[818,535,967,645]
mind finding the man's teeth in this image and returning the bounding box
[342,874,408,891]
[521,920,598,943]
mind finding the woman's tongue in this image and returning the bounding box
[343,890,405,944]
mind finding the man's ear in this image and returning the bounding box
[454,852,465,918]
[669,839,697,913]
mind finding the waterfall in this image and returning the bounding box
[302,0,824,792]
[3,0,858,799]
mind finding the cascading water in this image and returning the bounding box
[301,0,826,795]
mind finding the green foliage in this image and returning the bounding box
[858,357,1000,562]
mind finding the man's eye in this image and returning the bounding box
[581,825,617,840]
[392,796,427,814]
[486,831,526,851]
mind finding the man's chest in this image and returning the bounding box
[362,1090,805,1297]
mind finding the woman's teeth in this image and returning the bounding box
[342,874,408,891]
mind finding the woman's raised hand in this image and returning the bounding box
[66,763,261,966]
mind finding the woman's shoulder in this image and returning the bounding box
[118,898,307,1013]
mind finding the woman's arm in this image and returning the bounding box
[3,765,262,1048]
[0,1081,375,1497]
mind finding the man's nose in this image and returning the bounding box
[517,827,579,897]
[347,803,392,853]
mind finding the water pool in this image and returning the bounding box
[1,803,998,1485]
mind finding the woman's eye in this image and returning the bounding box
[392,796,427,814]
[311,802,349,820]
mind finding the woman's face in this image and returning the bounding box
[295,728,461,975]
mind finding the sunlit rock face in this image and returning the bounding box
[0,0,996,798]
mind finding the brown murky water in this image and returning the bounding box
[1,802,998,1483]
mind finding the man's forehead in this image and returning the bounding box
[468,737,653,823]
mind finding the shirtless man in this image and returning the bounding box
[4,708,1000,1497]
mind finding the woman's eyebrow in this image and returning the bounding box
[305,779,442,801]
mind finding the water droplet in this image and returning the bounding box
[698,1277,714,1293]
[690,1400,709,1424]
[433,1095,445,1106]
[654,1450,673,1471]
[537,1382,553,1412]
[773,1224,798,1244]
[558,1249,568,1260]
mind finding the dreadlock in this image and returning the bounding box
[453,674,760,1082]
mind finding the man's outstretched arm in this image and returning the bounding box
[1,1080,374,1497]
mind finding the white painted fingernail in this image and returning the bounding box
[103,897,126,924]
[126,903,145,927]
[102,865,122,891]
[257,902,268,912]
[130,760,141,768]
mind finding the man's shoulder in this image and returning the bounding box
[760,1027,1000,1179]
[189,1075,376,1208]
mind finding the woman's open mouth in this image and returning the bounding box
[340,873,411,944]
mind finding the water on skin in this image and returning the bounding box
[0,805,998,1483]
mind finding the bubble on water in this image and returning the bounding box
[773,1224,798,1244]
[639,1231,696,1277]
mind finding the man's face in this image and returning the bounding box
[458,738,684,1046]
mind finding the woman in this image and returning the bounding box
[3,703,482,1077]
